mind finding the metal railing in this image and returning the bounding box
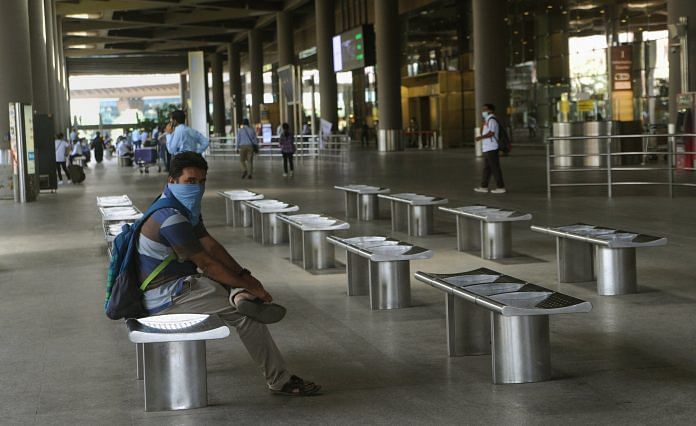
[545,133,696,198]
[206,134,350,162]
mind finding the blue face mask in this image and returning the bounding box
[482,111,490,120]
[167,183,205,225]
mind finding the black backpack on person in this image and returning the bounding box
[488,116,511,155]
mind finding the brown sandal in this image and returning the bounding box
[271,375,322,396]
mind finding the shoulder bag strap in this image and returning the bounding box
[139,253,176,291]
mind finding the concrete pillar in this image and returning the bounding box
[248,29,264,124]
[315,0,338,127]
[203,60,211,125]
[210,52,226,135]
[28,0,49,114]
[277,10,295,131]
[277,10,294,67]
[0,0,33,144]
[56,17,69,131]
[44,0,59,131]
[668,0,696,124]
[473,0,508,125]
[228,44,243,131]
[179,72,188,108]
[375,0,403,151]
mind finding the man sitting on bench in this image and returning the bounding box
[136,151,320,396]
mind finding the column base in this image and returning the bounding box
[456,216,481,252]
[481,222,512,260]
[491,314,551,384]
[446,294,491,356]
[557,237,594,283]
[369,260,411,309]
[408,205,434,236]
[143,341,208,412]
[378,129,403,152]
[595,246,637,295]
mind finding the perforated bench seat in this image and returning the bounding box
[415,268,591,384]
[278,214,350,270]
[531,223,667,295]
[378,193,448,236]
[334,184,390,220]
[126,314,230,412]
[439,205,533,259]
[217,189,264,227]
[328,235,433,309]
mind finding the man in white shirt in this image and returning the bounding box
[54,133,70,183]
[474,103,506,194]
[132,128,141,149]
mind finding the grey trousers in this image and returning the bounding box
[157,275,291,390]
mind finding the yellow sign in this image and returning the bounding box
[578,100,594,112]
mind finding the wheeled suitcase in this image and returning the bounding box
[134,148,157,164]
[69,164,85,183]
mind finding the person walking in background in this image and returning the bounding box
[278,123,296,178]
[360,120,369,147]
[91,131,104,163]
[166,110,210,155]
[474,103,506,194]
[236,118,258,179]
[158,124,172,172]
[54,133,70,184]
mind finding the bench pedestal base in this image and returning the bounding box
[556,237,595,282]
[369,260,411,309]
[491,314,551,384]
[408,205,434,237]
[303,230,335,270]
[595,246,636,295]
[252,211,287,245]
[359,194,379,220]
[225,199,252,227]
[482,222,512,260]
[143,341,208,412]
[391,202,409,233]
[344,192,358,218]
[446,294,491,356]
[456,217,481,252]
[346,252,370,296]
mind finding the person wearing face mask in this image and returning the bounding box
[135,152,321,397]
[474,103,506,194]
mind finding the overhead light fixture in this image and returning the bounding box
[65,13,102,19]
[65,31,98,37]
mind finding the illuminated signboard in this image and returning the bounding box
[332,25,375,72]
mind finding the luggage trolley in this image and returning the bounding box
[134,147,161,174]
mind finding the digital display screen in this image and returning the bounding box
[332,25,374,72]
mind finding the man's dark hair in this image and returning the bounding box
[56,132,64,139]
[483,103,496,112]
[169,151,208,179]
[171,110,186,124]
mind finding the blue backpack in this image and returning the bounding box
[104,196,190,320]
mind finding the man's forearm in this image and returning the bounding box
[201,256,257,291]
[207,240,244,274]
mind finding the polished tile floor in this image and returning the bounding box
[1,146,695,425]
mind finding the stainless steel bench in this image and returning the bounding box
[97,194,133,208]
[439,205,532,259]
[217,189,264,227]
[415,268,592,384]
[334,184,390,220]
[531,224,667,295]
[99,206,142,225]
[377,193,448,236]
[278,214,350,270]
[328,236,433,309]
[127,314,230,412]
[243,199,300,245]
